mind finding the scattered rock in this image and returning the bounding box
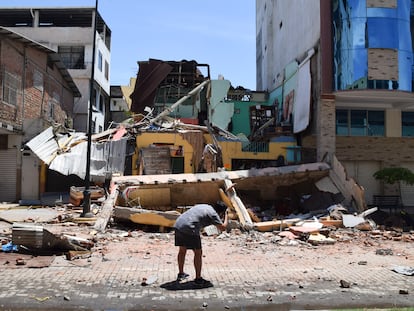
[392,266,414,276]
[340,279,350,288]
[376,248,393,256]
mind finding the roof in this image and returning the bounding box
[0,7,108,29]
[0,26,81,97]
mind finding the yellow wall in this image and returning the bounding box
[132,132,297,174]
[132,132,195,174]
[203,134,296,170]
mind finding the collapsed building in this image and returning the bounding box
[26,59,368,231]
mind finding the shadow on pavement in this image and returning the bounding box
[160,279,213,290]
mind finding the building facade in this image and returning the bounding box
[256,0,414,205]
[0,7,112,134]
[0,27,80,202]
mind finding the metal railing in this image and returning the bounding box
[241,141,269,153]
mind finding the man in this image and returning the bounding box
[173,202,228,285]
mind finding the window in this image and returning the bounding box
[402,111,414,137]
[99,95,104,112]
[58,46,85,69]
[98,51,103,72]
[93,88,98,109]
[2,70,20,106]
[332,1,414,92]
[33,69,43,91]
[47,100,55,120]
[336,109,385,136]
[47,92,60,120]
[0,135,7,150]
[91,119,96,134]
[104,60,109,80]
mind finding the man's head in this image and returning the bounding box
[213,201,227,218]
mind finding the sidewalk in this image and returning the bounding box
[0,225,413,310]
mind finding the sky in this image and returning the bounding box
[3,0,257,90]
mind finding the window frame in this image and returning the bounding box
[336,109,385,136]
[2,70,20,106]
[402,111,414,137]
[57,46,85,69]
[98,51,103,72]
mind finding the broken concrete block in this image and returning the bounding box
[308,233,336,245]
[342,214,365,228]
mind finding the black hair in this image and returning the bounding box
[213,201,227,215]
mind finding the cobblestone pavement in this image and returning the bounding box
[0,226,414,310]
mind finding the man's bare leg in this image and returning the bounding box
[193,248,202,279]
[178,246,187,274]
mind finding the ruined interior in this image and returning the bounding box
[111,162,351,230]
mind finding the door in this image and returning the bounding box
[21,148,40,200]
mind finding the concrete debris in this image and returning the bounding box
[392,266,414,276]
[340,279,351,288]
[376,248,393,256]
[141,275,158,286]
[308,233,336,245]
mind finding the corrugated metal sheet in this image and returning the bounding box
[27,127,127,182]
[26,127,86,165]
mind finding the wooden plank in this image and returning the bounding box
[93,193,115,232]
[218,188,233,210]
[224,179,253,229]
[253,220,288,232]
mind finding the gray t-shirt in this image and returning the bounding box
[174,204,223,235]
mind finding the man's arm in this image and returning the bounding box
[216,208,229,231]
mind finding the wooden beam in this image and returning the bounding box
[224,179,253,229]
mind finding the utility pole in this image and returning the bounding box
[82,0,98,218]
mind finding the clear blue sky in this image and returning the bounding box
[4,0,257,90]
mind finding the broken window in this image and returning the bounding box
[58,46,85,69]
[336,109,384,136]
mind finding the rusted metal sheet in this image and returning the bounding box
[130,59,173,113]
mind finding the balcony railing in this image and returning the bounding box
[241,141,269,153]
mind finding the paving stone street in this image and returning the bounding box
[0,225,414,310]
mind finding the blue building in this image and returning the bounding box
[256,0,414,205]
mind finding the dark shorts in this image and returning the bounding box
[174,229,201,250]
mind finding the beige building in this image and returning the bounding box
[0,27,80,202]
[0,7,112,134]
